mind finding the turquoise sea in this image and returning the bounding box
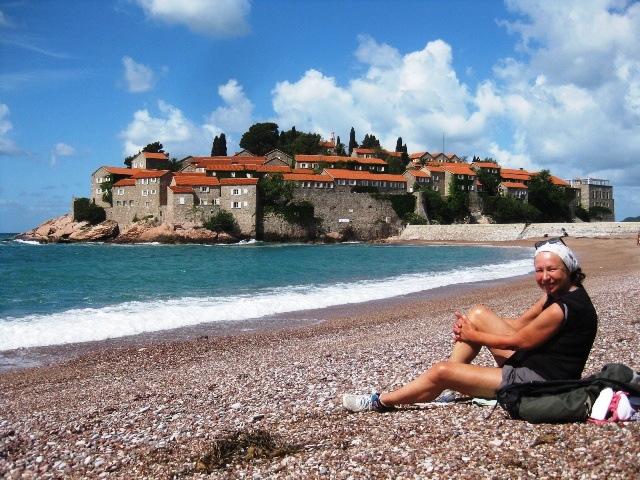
[0,233,532,370]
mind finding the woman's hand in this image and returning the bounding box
[453,311,476,343]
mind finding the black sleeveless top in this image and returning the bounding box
[504,286,598,380]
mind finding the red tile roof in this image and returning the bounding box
[473,162,501,169]
[169,186,194,193]
[190,156,268,166]
[113,178,135,186]
[255,165,292,173]
[220,178,259,186]
[131,170,170,178]
[501,181,528,189]
[296,155,387,166]
[173,176,220,187]
[142,152,169,160]
[439,163,477,176]
[323,169,406,183]
[98,166,142,176]
[405,170,431,178]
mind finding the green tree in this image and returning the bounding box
[348,127,358,155]
[286,132,322,156]
[258,173,296,207]
[143,141,165,154]
[483,195,540,223]
[211,133,227,156]
[528,170,572,222]
[360,133,381,149]
[475,169,501,197]
[334,135,347,156]
[73,198,106,225]
[167,158,182,172]
[386,155,406,174]
[204,210,237,233]
[239,122,280,155]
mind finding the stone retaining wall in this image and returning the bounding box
[400,222,640,242]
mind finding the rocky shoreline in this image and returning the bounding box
[1,237,639,478]
[11,214,242,245]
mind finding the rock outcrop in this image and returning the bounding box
[13,215,241,244]
[13,214,119,243]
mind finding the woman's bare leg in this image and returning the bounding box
[448,305,518,366]
[379,362,503,405]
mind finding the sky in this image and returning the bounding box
[1,0,639,232]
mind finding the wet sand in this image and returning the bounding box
[1,235,639,478]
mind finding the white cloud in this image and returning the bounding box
[205,79,254,136]
[50,142,76,166]
[122,56,157,93]
[494,0,640,183]
[121,78,257,158]
[0,103,21,156]
[271,36,491,154]
[134,0,251,37]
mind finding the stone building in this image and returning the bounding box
[565,178,615,220]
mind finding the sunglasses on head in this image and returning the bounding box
[534,237,566,249]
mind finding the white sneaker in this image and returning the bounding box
[342,394,386,412]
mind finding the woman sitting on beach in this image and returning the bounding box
[342,238,598,412]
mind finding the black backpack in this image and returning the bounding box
[495,363,640,424]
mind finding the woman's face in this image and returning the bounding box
[534,251,572,298]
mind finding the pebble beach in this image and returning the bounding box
[1,236,639,479]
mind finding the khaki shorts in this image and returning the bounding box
[498,364,546,391]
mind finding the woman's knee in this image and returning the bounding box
[466,304,494,323]
[429,361,456,383]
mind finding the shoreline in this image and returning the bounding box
[1,236,639,478]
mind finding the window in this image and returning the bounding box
[129,200,134,206]
[243,189,248,194]
[145,201,150,207]
[231,172,236,177]
[200,186,209,193]
[214,198,220,205]
[117,189,124,195]
[151,189,157,194]
[243,201,248,207]
[116,201,121,206]
[201,199,208,205]
[179,197,185,205]
[142,178,149,184]
[151,178,157,183]
[231,188,240,195]
[338,180,346,186]
[96,188,102,194]
[142,190,149,196]
[348,180,356,186]
[231,201,241,209]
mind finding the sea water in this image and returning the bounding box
[0,233,532,365]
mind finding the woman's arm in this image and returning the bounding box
[457,301,565,351]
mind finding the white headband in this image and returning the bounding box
[535,243,579,273]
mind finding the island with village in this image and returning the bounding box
[17,132,622,245]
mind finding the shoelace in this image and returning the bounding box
[357,396,373,410]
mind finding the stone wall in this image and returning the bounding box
[292,189,403,240]
[399,222,640,242]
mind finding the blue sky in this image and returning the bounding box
[1,0,639,232]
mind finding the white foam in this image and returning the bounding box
[0,258,532,351]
